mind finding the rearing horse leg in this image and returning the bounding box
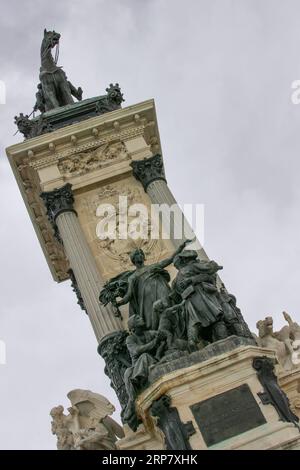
[41,76,60,111]
[60,82,74,106]
[58,71,74,106]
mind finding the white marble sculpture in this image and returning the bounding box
[256,312,300,370]
[50,389,124,450]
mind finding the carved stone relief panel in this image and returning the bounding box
[75,176,174,280]
[16,155,69,281]
[58,140,130,179]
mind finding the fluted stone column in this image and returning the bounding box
[131,154,209,261]
[40,183,123,341]
[41,183,128,413]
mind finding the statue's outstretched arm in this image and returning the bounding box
[283,311,293,326]
[158,238,194,269]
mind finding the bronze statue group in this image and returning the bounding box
[100,240,253,429]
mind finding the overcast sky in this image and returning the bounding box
[1,0,300,449]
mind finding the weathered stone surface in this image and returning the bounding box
[149,335,256,383]
[120,346,300,450]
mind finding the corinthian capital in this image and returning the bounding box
[130,154,166,191]
[40,183,77,238]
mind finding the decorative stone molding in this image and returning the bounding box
[41,183,76,224]
[130,154,166,191]
[29,154,59,171]
[29,125,145,171]
[16,159,69,280]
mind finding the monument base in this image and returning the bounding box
[117,337,300,450]
[279,368,300,420]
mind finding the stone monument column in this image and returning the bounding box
[40,183,123,341]
[41,183,128,411]
[130,154,209,261]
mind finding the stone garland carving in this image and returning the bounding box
[50,389,124,450]
[253,356,300,430]
[58,141,130,178]
[256,312,300,371]
[99,242,255,430]
[16,159,69,281]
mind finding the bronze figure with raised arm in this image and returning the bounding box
[116,239,194,330]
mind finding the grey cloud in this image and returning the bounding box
[0,0,300,448]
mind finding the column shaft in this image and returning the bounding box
[56,211,123,341]
[147,179,209,262]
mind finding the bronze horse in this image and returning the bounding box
[39,29,82,112]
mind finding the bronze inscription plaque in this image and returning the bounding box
[190,383,266,447]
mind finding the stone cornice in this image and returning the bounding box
[29,124,146,171]
[7,100,159,160]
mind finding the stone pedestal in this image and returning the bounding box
[279,368,300,420]
[117,338,300,450]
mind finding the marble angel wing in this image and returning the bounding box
[67,389,115,421]
[67,389,125,439]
